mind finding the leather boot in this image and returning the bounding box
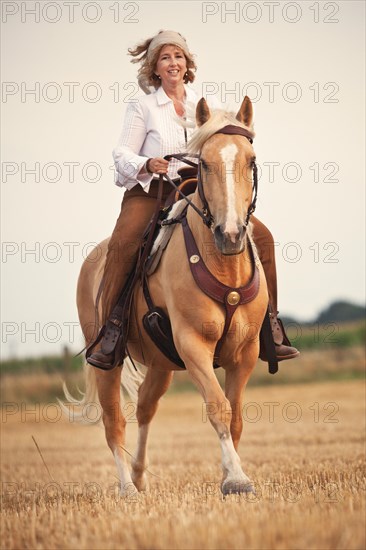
[260,311,300,362]
[87,350,116,370]
[86,319,122,371]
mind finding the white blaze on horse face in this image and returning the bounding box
[220,143,240,243]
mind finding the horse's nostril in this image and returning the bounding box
[238,225,246,240]
[215,224,246,245]
[214,225,224,239]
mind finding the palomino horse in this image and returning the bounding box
[71,96,268,496]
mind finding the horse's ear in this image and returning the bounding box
[236,96,253,128]
[196,98,211,127]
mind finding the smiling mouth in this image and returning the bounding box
[168,70,179,75]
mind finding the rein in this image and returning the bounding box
[164,124,258,228]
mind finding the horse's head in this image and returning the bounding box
[191,96,256,255]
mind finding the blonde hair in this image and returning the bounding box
[128,31,197,93]
[187,110,255,153]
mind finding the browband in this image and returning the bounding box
[213,124,254,144]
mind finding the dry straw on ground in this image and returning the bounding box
[1,380,365,549]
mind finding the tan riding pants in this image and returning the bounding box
[101,180,278,324]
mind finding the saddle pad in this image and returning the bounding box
[146,199,190,276]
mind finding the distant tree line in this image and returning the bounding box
[0,301,364,373]
[282,300,365,325]
[316,301,365,323]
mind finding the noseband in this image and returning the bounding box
[164,124,258,228]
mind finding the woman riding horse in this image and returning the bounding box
[87,29,299,370]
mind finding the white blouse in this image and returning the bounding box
[113,85,221,193]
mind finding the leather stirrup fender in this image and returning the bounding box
[260,308,279,374]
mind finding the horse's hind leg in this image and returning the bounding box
[132,368,173,491]
[95,367,137,497]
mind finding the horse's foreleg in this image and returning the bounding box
[132,368,173,491]
[224,369,246,451]
[177,339,254,495]
[95,367,136,497]
[225,349,258,450]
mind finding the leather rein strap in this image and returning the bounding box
[181,214,260,366]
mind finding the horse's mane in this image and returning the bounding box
[186,108,255,154]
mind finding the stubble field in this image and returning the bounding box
[1,379,365,550]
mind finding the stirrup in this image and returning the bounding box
[85,324,106,360]
[85,319,123,370]
[259,310,300,367]
[101,319,122,355]
[86,349,116,371]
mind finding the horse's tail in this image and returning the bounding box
[58,358,146,424]
[121,357,147,402]
[58,362,100,424]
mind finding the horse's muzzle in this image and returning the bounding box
[214,224,246,255]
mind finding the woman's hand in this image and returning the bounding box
[146,157,169,174]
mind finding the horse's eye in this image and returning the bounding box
[201,160,208,170]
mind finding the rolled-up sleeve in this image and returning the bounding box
[113,101,153,189]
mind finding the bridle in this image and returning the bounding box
[163,124,258,229]
[141,123,278,375]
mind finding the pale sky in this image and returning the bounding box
[1,0,365,359]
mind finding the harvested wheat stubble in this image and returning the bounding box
[1,380,365,550]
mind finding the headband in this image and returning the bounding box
[147,30,190,61]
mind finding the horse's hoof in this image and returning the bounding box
[221,479,256,496]
[131,462,148,492]
[120,482,139,500]
[131,474,148,492]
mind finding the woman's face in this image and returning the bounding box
[155,45,187,88]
